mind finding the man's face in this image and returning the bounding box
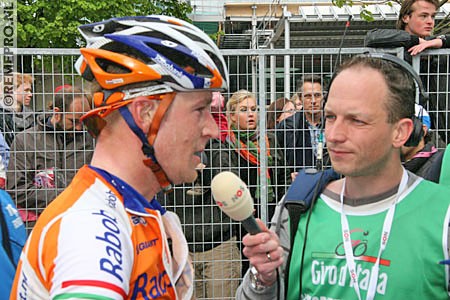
[300,82,323,116]
[229,97,258,130]
[154,91,219,184]
[58,97,91,132]
[403,0,437,37]
[15,82,32,106]
[324,66,399,177]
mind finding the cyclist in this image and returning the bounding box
[11,15,228,299]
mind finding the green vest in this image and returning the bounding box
[288,179,450,300]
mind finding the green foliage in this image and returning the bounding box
[17,0,193,48]
[209,30,225,43]
[332,0,447,26]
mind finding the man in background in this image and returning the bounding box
[402,104,445,182]
[276,74,327,171]
[0,73,35,146]
[7,86,93,228]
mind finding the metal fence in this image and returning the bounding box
[3,47,450,299]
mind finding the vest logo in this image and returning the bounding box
[308,227,391,297]
[311,260,388,295]
[313,228,391,266]
[131,270,173,299]
[136,238,158,255]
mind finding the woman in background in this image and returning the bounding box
[209,89,290,276]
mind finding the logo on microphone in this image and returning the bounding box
[230,185,245,203]
[215,185,246,208]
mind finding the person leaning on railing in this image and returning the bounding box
[365,0,450,142]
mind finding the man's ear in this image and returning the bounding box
[402,15,410,27]
[393,118,414,148]
[128,97,159,132]
[53,107,62,122]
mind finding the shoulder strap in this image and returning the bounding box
[284,168,340,241]
[439,144,450,187]
[0,200,14,267]
[282,168,340,293]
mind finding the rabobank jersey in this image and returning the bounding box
[10,165,193,300]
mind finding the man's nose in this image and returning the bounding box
[204,113,219,139]
[325,119,347,142]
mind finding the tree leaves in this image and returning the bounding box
[17,0,192,48]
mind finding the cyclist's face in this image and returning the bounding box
[155,91,218,185]
[403,0,437,38]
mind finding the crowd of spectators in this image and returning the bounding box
[1,0,449,298]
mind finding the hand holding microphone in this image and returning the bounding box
[211,171,284,287]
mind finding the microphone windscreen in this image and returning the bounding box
[211,171,254,222]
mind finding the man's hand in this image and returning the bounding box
[242,219,284,286]
[408,37,443,55]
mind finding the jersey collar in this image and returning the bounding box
[88,165,166,216]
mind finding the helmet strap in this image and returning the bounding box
[147,93,176,145]
[118,95,175,193]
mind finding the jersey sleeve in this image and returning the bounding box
[43,207,134,299]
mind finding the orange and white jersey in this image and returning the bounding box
[11,165,193,300]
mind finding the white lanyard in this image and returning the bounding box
[340,169,408,300]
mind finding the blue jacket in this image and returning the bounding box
[0,189,26,300]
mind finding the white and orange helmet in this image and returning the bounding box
[75,15,229,191]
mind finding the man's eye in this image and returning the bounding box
[352,118,365,125]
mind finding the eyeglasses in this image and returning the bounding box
[302,92,323,100]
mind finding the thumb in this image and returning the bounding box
[256,218,269,232]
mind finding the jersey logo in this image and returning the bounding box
[93,209,124,283]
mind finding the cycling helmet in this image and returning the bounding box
[75,15,229,192]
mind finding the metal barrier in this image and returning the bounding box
[3,47,450,299]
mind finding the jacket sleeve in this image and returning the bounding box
[434,34,450,48]
[6,134,60,213]
[445,35,450,48]
[276,113,298,167]
[365,29,420,48]
[269,133,291,201]
[236,198,291,299]
[208,139,241,179]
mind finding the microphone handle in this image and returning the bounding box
[241,215,262,235]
